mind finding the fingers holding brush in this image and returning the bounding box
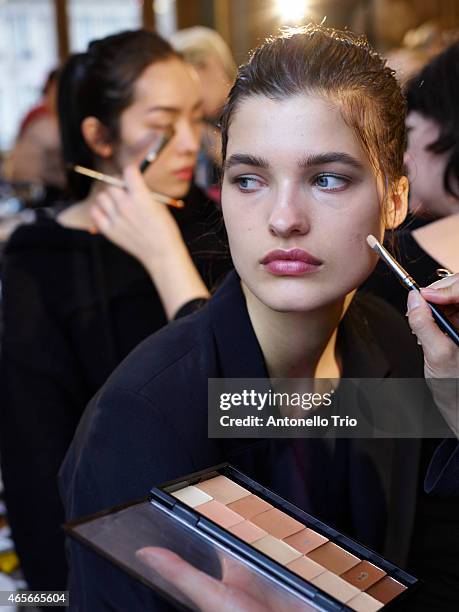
[407,287,459,377]
[90,164,180,264]
[421,274,459,326]
[407,284,459,438]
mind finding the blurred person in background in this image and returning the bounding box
[170,26,237,199]
[364,40,459,313]
[4,69,66,192]
[0,29,229,595]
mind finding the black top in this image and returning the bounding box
[0,186,232,592]
[60,271,459,611]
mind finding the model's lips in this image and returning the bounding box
[260,249,323,276]
[173,167,194,181]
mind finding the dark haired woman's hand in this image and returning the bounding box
[136,547,307,612]
[90,164,177,262]
[407,274,459,437]
[90,165,209,319]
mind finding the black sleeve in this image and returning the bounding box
[60,385,196,611]
[173,297,209,320]
[0,246,87,590]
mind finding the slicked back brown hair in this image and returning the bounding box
[220,24,406,207]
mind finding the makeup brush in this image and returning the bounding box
[367,234,459,346]
[139,127,174,174]
[73,165,184,209]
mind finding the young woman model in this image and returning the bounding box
[61,25,459,611]
[0,30,230,592]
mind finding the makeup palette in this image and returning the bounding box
[152,464,417,611]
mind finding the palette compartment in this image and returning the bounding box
[151,463,418,611]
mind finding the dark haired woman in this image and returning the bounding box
[364,41,459,313]
[0,29,230,592]
[61,25,459,611]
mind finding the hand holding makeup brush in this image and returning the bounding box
[90,165,209,320]
[407,274,459,437]
[136,547,306,612]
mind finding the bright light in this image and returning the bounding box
[275,0,309,23]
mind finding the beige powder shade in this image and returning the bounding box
[284,528,329,554]
[307,542,360,575]
[196,500,244,528]
[311,571,361,604]
[171,486,213,507]
[195,476,251,504]
[227,494,272,519]
[251,508,304,539]
[227,521,267,544]
[286,556,326,581]
[347,592,384,611]
[253,535,303,565]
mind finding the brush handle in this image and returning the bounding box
[427,303,459,347]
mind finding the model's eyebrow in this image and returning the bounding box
[224,154,270,171]
[298,152,365,170]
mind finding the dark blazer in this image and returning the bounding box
[60,271,459,611]
[0,186,230,592]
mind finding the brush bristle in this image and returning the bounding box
[366,234,379,250]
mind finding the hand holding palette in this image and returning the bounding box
[152,465,416,611]
[66,464,417,611]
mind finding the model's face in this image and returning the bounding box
[115,58,204,198]
[405,111,455,218]
[221,94,386,313]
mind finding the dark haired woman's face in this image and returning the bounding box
[222,94,387,313]
[405,111,457,218]
[115,58,204,198]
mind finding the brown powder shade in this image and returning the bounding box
[196,500,244,528]
[286,556,327,581]
[341,561,386,591]
[311,571,361,604]
[347,592,384,611]
[307,542,360,575]
[195,476,251,504]
[366,576,407,604]
[227,494,272,519]
[251,508,304,539]
[227,521,267,544]
[283,528,329,554]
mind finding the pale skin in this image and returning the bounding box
[222,94,407,381]
[128,92,457,610]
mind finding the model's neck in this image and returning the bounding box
[242,282,355,380]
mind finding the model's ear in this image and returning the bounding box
[81,116,114,158]
[384,176,409,229]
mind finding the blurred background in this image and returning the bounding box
[1,0,459,154]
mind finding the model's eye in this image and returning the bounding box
[232,176,263,192]
[314,174,349,191]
